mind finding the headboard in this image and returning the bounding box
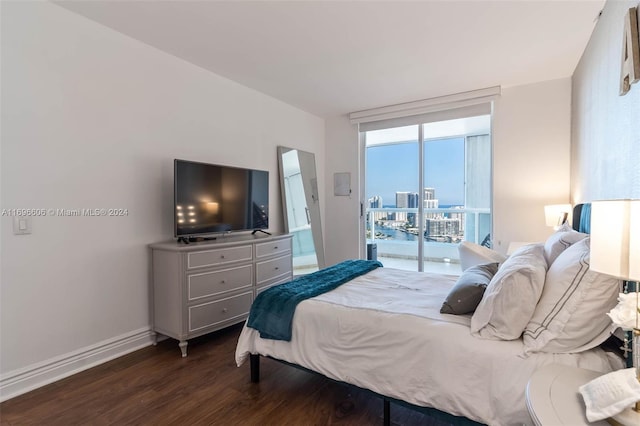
[572,203,591,234]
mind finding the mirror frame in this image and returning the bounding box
[277,146,325,272]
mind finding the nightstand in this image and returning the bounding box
[526,364,609,426]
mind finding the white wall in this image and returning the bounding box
[492,78,572,252]
[0,1,324,399]
[571,0,640,202]
[324,116,361,266]
[323,79,572,261]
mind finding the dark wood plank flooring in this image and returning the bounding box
[0,324,453,425]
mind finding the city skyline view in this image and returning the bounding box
[366,137,465,207]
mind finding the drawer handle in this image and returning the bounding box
[220,255,225,259]
[220,280,226,284]
[222,308,228,313]
[274,246,278,249]
[275,267,279,270]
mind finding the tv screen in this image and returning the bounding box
[174,159,269,238]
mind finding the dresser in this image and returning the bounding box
[150,233,293,357]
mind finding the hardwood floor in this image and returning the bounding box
[0,324,453,425]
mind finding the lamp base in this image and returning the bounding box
[607,407,640,426]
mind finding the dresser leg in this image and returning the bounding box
[178,340,188,357]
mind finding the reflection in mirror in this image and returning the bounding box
[278,146,325,274]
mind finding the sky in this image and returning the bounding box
[366,137,465,207]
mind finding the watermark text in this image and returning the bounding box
[2,208,129,217]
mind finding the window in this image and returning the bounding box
[363,115,492,273]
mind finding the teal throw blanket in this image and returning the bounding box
[247,259,383,341]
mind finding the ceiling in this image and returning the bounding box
[55,0,605,118]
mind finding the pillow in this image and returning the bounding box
[523,238,620,354]
[543,223,588,267]
[458,241,507,272]
[440,263,500,315]
[470,244,547,340]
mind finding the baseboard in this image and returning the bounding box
[0,327,155,402]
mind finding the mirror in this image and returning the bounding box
[278,146,325,274]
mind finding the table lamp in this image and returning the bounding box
[590,199,640,416]
[544,204,572,229]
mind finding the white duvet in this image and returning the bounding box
[235,267,622,425]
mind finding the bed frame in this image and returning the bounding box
[249,353,483,426]
[245,203,631,425]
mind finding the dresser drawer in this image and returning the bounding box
[255,238,292,259]
[256,254,292,287]
[188,291,252,332]
[256,275,290,295]
[187,245,252,269]
[187,264,253,301]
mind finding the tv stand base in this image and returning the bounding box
[177,236,218,244]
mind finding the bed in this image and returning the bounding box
[235,204,626,425]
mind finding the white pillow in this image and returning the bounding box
[543,224,588,267]
[470,244,547,340]
[458,241,507,272]
[523,238,620,354]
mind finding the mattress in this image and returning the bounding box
[235,267,623,425]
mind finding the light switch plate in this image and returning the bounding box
[13,216,31,235]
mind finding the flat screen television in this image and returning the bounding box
[174,159,269,240]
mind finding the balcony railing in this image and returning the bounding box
[366,207,491,271]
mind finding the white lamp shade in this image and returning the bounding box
[590,200,640,281]
[544,204,571,227]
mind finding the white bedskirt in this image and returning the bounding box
[235,267,623,426]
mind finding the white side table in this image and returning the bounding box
[526,364,609,426]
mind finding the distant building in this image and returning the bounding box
[368,195,387,222]
[395,192,409,208]
[423,188,439,219]
[425,217,461,241]
[448,205,465,223]
[368,196,382,208]
[395,191,419,224]
[424,188,436,200]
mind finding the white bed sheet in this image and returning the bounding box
[235,267,623,426]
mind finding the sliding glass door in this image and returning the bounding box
[365,125,420,270]
[364,115,492,273]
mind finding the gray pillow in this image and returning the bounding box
[440,262,500,315]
